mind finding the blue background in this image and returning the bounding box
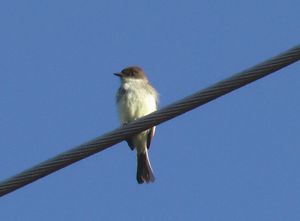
[1,1,300,220]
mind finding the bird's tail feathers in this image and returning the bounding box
[136,151,155,184]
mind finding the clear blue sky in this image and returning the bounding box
[1,1,299,220]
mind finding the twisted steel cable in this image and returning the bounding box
[1,45,300,197]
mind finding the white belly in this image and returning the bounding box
[117,84,157,124]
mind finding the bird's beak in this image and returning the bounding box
[114,72,122,77]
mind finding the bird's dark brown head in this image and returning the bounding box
[114,66,148,81]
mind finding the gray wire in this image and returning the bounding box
[1,45,300,197]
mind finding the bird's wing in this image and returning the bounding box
[147,126,156,149]
[126,138,135,150]
[116,87,126,103]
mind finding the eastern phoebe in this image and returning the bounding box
[114,66,158,184]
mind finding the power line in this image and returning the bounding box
[1,45,300,197]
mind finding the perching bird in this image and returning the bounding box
[114,66,158,184]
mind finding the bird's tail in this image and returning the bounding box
[136,151,155,184]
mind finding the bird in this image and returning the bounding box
[114,66,158,184]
